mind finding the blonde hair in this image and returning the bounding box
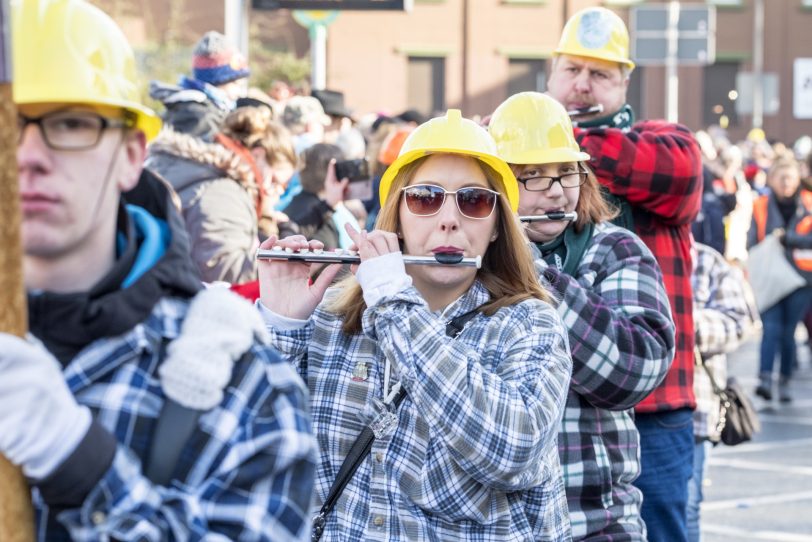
[769,157,801,179]
[329,154,551,334]
[222,106,298,168]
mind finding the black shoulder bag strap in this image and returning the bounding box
[145,337,203,486]
[145,339,251,487]
[311,306,483,542]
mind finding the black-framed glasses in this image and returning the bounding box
[516,171,587,192]
[18,110,130,151]
[401,184,499,220]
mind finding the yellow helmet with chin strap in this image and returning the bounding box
[379,109,519,212]
[554,6,635,71]
[489,92,590,166]
[12,0,161,141]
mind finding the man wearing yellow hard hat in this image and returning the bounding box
[546,7,703,542]
[1,1,314,540]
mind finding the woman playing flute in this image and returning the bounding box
[489,92,675,541]
[257,110,573,541]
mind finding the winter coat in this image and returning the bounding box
[28,171,315,541]
[147,129,262,284]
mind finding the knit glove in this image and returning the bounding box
[159,287,270,410]
[0,334,92,480]
[355,251,413,308]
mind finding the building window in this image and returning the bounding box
[507,59,546,96]
[704,61,740,128]
[707,0,743,6]
[407,56,445,117]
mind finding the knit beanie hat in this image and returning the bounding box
[192,31,251,86]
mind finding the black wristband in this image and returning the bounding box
[36,420,117,509]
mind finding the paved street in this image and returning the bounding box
[701,333,812,541]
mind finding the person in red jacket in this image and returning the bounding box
[546,7,703,542]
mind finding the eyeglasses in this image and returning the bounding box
[516,171,587,192]
[401,184,499,220]
[18,111,130,150]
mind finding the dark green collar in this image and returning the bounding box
[575,103,635,131]
[535,222,595,276]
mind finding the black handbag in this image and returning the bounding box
[717,377,761,446]
[701,360,761,446]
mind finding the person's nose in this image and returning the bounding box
[17,122,52,173]
[546,178,567,197]
[437,193,461,232]
[573,69,591,94]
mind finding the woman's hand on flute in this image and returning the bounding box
[344,224,401,265]
[345,224,413,307]
[258,235,342,320]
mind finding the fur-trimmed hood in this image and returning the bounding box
[146,129,258,194]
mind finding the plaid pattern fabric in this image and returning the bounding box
[34,297,316,542]
[691,243,759,440]
[575,120,703,413]
[536,222,675,540]
[268,281,573,541]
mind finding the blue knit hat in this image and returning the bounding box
[192,31,250,86]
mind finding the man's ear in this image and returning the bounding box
[118,131,147,192]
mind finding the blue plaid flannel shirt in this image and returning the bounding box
[34,296,316,541]
[267,280,573,541]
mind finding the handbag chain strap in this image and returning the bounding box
[695,347,731,434]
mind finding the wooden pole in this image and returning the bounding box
[0,0,35,539]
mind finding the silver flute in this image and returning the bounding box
[256,248,482,268]
[567,104,604,118]
[519,212,578,223]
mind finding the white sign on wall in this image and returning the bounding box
[794,58,812,119]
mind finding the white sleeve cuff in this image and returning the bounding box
[355,251,413,308]
[256,300,310,330]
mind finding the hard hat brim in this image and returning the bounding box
[553,49,635,71]
[14,94,162,142]
[504,147,591,167]
[380,149,519,213]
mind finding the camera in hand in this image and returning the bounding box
[335,158,372,201]
[335,158,370,183]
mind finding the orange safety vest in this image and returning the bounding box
[753,190,812,273]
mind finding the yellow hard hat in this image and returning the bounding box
[554,7,635,71]
[747,127,766,143]
[12,0,161,141]
[379,109,519,212]
[489,92,590,166]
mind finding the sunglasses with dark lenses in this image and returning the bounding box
[401,184,499,220]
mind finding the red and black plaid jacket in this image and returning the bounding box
[575,120,702,412]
